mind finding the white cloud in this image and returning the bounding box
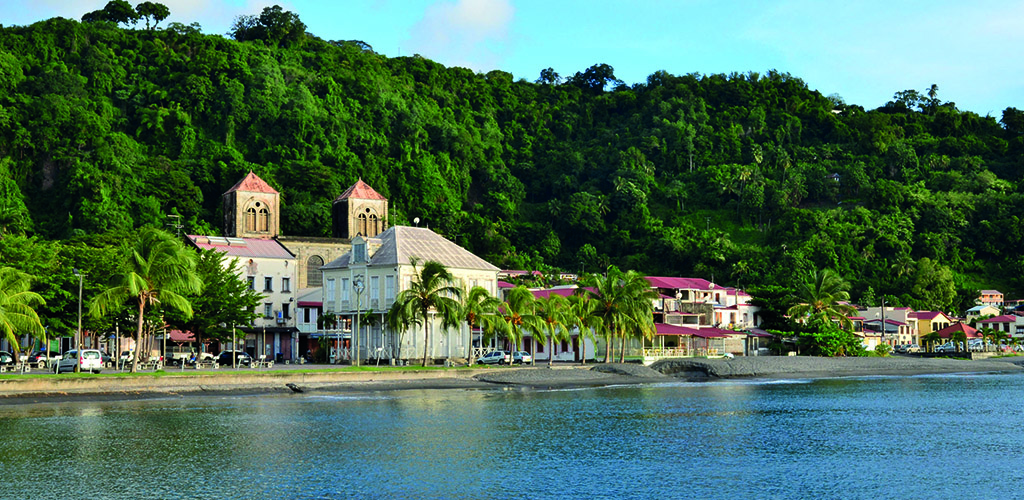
[404,0,515,71]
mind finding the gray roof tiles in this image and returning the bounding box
[322,226,499,271]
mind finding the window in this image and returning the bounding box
[247,276,255,291]
[307,255,324,287]
[357,213,367,236]
[369,214,379,236]
[341,278,350,301]
[282,277,291,293]
[245,207,256,232]
[370,276,379,300]
[303,307,311,323]
[264,303,273,318]
[326,278,335,302]
[264,277,273,292]
[385,275,395,300]
[257,207,269,232]
[282,303,290,319]
[353,242,366,263]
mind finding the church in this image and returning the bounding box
[186,171,498,365]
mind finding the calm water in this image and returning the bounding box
[3,373,1024,500]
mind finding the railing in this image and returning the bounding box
[642,347,719,358]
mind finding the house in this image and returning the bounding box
[320,226,500,365]
[863,318,914,345]
[965,304,1000,319]
[186,234,298,360]
[513,286,598,362]
[978,290,1004,307]
[976,314,1023,337]
[644,277,760,330]
[907,311,954,339]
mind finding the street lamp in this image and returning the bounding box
[353,275,365,367]
[73,268,86,373]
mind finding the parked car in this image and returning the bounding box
[53,349,104,374]
[477,350,510,365]
[511,351,532,365]
[216,351,252,366]
[894,344,908,353]
[100,352,113,368]
[0,351,15,368]
[905,344,921,353]
[26,351,57,369]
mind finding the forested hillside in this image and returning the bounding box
[2,5,1023,316]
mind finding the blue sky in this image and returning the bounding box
[5,0,1022,116]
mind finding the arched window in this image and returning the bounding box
[258,207,269,232]
[245,207,257,232]
[307,255,324,287]
[357,213,367,236]
[369,214,379,236]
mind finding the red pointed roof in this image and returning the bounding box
[934,322,981,339]
[336,179,386,201]
[223,171,278,195]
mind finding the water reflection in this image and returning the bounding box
[2,374,1024,499]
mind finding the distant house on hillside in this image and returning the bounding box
[978,290,1004,307]
[965,304,999,319]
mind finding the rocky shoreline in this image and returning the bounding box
[1,356,1022,403]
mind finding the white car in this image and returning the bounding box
[53,349,103,374]
[477,350,510,365]
[511,351,532,364]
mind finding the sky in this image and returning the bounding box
[4,0,1022,116]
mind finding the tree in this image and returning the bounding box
[949,329,967,353]
[567,293,602,364]
[534,294,572,367]
[580,266,657,363]
[568,63,623,92]
[491,286,542,356]
[386,259,462,366]
[787,269,857,331]
[88,227,201,373]
[135,2,170,30]
[81,0,140,26]
[920,331,941,352]
[0,267,46,363]
[230,5,307,47]
[163,249,261,351]
[461,285,501,365]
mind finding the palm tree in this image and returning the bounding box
[491,286,542,356]
[580,266,657,363]
[950,330,967,353]
[461,285,501,365]
[567,293,602,365]
[921,331,941,352]
[386,259,462,366]
[786,269,857,330]
[534,294,573,367]
[0,267,46,364]
[88,227,201,373]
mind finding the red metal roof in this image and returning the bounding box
[646,276,714,290]
[531,287,597,299]
[187,235,294,259]
[297,301,322,308]
[497,281,515,288]
[336,179,386,201]
[653,324,732,337]
[978,315,1017,323]
[934,322,981,338]
[911,311,945,321]
[223,171,278,195]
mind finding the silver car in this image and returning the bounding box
[53,349,104,374]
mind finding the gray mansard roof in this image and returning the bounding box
[322,226,499,272]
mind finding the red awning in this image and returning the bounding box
[168,329,195,342]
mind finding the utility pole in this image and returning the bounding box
[73,269,86,373]
[166,214,183,237]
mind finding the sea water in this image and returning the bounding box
[2,372,1023,500]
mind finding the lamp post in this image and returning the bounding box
[73,269,86,373]
[353,275,365,367]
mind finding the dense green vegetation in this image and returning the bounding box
[2,2,1024,335]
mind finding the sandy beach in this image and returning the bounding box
[2,355,1022,403]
